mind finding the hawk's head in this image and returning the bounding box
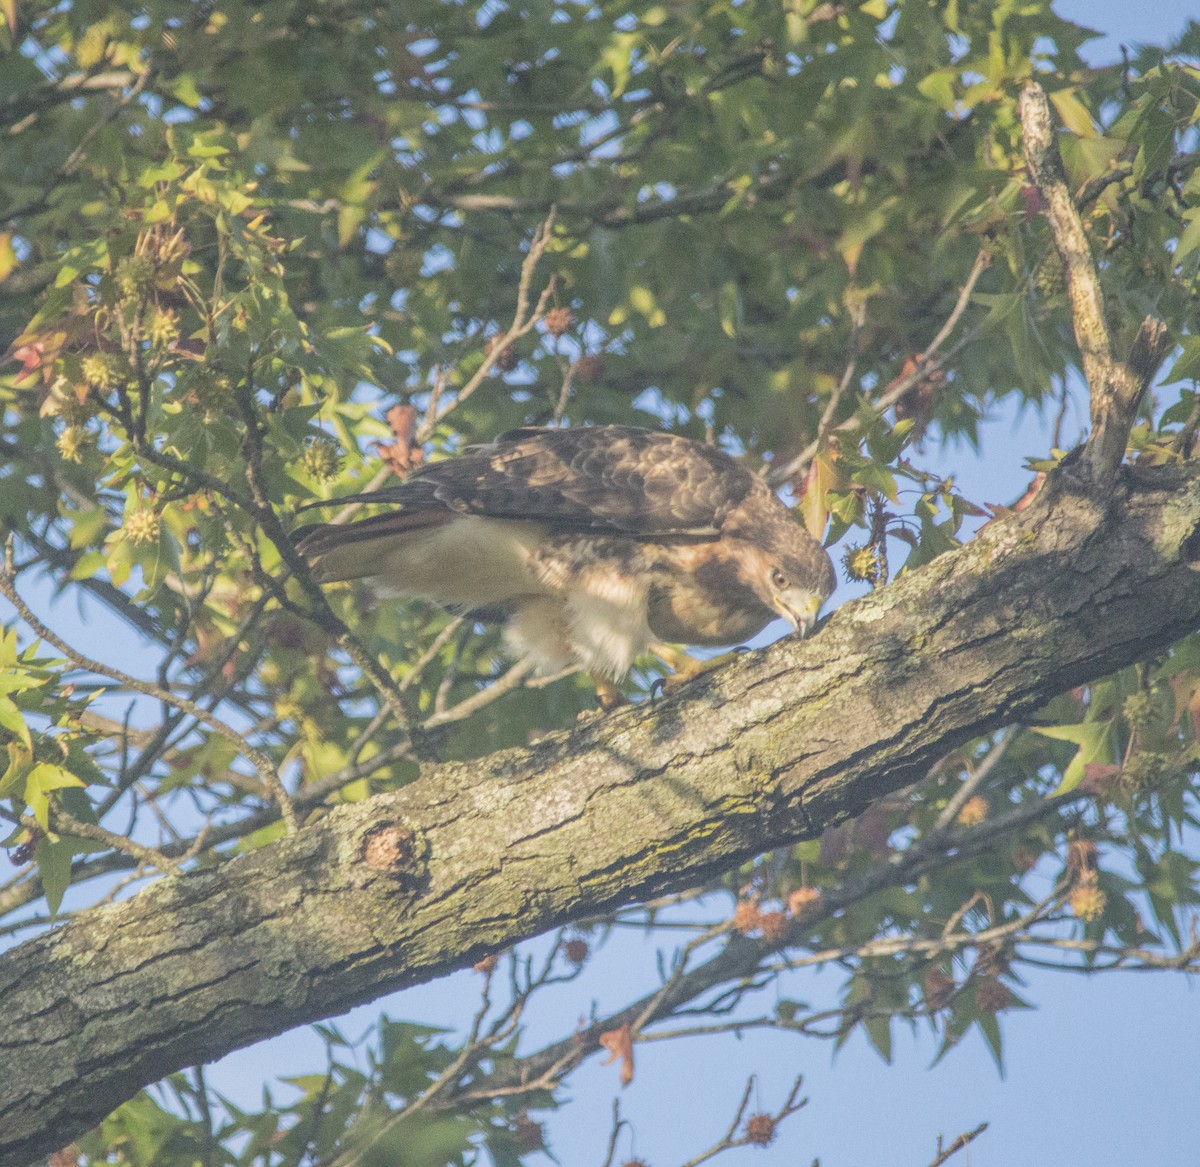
[734,512,836,637]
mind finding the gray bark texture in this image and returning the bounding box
[4,461,1200,1166]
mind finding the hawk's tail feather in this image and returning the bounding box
[295,487,413,513]
[293,509,453,581]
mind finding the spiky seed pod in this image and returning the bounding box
[484,335,519,373]
[842,542,882,584]
[787,886,822,918]
[975,977,1012,1013]
[564,938,590,965]
[923,966,956,1010]
[81,353,125,391]
[146,306,179,348]
[125,507,163,544]
[744,1113,777,1147]
[758,910,789,946]
[1121,751,1171,794]
[56,425,93,464]
[1121,690,1156,730]
[574,354,605,382]
[732,899,761,935]
[1069,884,1108,921]
[512,1111,545,1154]
[542,306,575,337]
[123,509,162,544]
[114,254,157,300]
[300,435,343,482]
[956,795,988,827]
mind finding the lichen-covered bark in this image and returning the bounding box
[4,464,1200,1166]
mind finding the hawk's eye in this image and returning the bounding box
[770,568,788,590]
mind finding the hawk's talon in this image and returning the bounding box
[653,651,740,698]
[592,675,629,712]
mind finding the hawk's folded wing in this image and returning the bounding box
[295,425,759,571]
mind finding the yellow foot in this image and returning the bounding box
[592,675,629,711]
[651,643,746,698]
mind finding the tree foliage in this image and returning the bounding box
[2,1,1200,1164]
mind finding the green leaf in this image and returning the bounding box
[0,682,33,750]
[864,1014,893,1062]
[976,1010,1005,1074]
[800,453,838,541]
[1031,720,1116,793]
[1173,211,1200,267]
[36,836,76,915]
[1049,88,1096,138]
[851,460,898,501]
[24,762,87,829]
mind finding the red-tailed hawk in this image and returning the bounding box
[296,425,834,683]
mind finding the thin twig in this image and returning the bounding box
[417,208,559,442]
[679,1075,806,1167]
[433,788,1088,1111]
[422,658,536,729]
[33,807,180,875]
[933,727,1020,831]
[677,1077,756,1167]
[0,547,298,833]
[1,69,153,224]
[927,1123,989,1167]
[769,247,989,486]
[600,1099,628,1167]
[325,934,583,1167]
[304,214,556,542]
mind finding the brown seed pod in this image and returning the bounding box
[744,1112,777,1146]
[542,306,576,337]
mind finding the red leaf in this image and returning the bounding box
[1020,184,1044,218]
[10,342,46,383]
[598,1023,634,1086]
[1080,763,1122,797]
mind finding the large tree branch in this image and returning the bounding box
[5,461,1200,1165]
[1018,82,1171,480]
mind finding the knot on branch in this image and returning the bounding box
[359,822,425,883]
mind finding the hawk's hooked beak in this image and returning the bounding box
[773,589,824,638]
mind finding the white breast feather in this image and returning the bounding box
[361,516,654,678]
[563,566,653,678]
[504,597,574,674]
[373,516,549,609]
[504,560,654,677]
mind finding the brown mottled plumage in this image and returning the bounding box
[295,425,835,678]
